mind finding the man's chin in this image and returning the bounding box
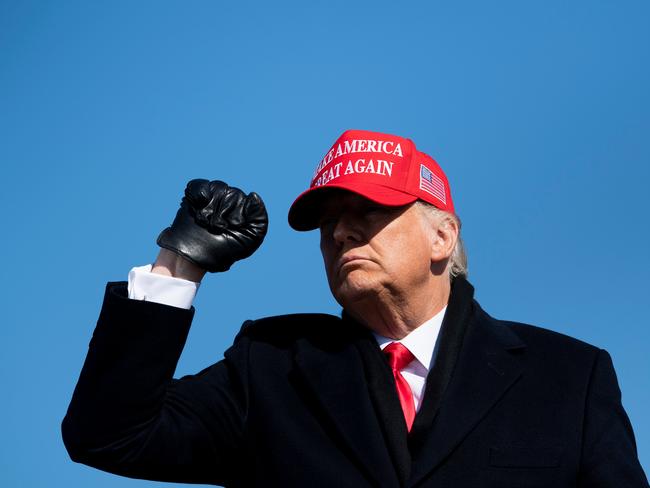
[332,280,381,309]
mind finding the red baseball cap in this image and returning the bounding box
[288,129,454,231]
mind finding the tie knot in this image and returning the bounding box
[383,342,415,371]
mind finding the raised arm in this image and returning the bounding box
[62,179,268,485]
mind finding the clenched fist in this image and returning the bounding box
[157,179,268,273]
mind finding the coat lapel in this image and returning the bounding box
[354,331,412,486]
[293,326,401,488]
[408,278,475,455]
[409,283,526,486]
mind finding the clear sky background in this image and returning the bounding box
[1,1,649,486]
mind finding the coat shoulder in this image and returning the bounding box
[233,312,348,347]
[482,306,602,366]
[473,302,596,351]
[505,320,598,352]
[472,305,604,388]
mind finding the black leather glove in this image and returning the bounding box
[157,179,268,272]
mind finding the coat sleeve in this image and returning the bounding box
[61,282,251,486]
[578,349,649,487]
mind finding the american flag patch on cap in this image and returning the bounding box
[419,164,446,204]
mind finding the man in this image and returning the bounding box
[63,129,649,487]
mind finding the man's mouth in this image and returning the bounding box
[338,255,371,269]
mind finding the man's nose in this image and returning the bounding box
[332,214,363,245]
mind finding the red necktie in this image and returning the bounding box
[383,342,416,432]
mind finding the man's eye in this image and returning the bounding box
[319,219,336,232]
[364,206,386,216]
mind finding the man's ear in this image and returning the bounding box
[431,214,459,263]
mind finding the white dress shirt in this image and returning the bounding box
[127,265,447,412]
[128,264,199,309]
[373,307,447,412]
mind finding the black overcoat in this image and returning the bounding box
[62,278,649,487]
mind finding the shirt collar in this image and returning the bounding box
[373,306,447,371]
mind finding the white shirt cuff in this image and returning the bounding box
[127,264,199,310]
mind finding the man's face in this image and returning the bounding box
[319,192,436,309]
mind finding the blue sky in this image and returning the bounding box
[1,1,649,486]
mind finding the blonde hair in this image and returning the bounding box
[416,201,468,280]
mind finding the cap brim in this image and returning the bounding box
[288,182,418,231]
